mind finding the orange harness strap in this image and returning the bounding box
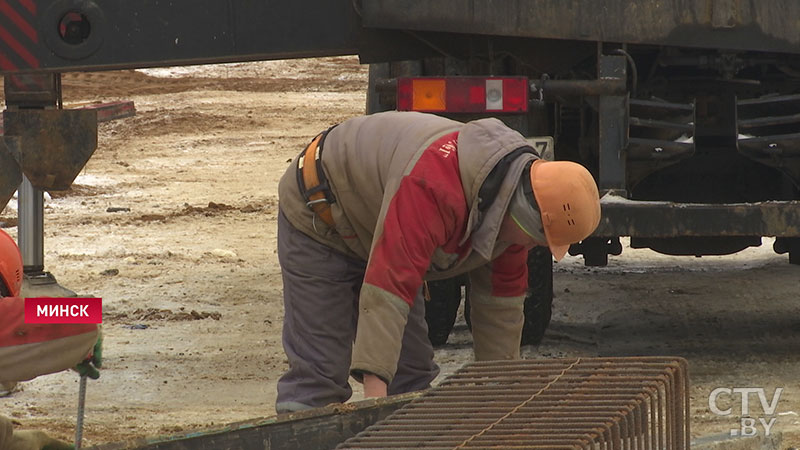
[297,133,335,228]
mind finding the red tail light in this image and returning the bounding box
[397,77,528,113]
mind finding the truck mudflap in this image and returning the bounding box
[595,194,800,238]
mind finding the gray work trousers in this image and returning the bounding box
[275,211,440,414]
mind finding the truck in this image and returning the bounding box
[2,0,800,346]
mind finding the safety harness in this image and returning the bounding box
[296,127,337,228]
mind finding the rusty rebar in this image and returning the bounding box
[337,357,689,450]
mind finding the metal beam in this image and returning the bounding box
[89,393,422,450]
[362,0,800,55]
[595,197,800,237]
[17,175,43,272]
[0,0,360,74]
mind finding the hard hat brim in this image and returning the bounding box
[540,210,569,262]
[548,243,569,262]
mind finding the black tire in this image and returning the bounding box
[465,246,554,346]
[423,277,463,346]
[521,246,554,345]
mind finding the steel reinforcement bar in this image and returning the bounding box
[338,357,690,450]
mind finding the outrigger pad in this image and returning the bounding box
[3,109,98,191]
[0,137,22,212]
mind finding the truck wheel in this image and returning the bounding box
[522,246,554,345]
[464,247,554,346]
[423,277,463,346]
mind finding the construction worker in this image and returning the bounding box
[0,229,101,450]
[275,111,601,413]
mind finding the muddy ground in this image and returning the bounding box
[1,57,799,448]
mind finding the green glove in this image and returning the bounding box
[73,328,103,380]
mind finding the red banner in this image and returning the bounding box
[24,297,102,324]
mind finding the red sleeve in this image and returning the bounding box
[364,133,467,307]
[0,297,97,346]
[490,244,529,297]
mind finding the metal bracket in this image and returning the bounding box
[3,109,98,190]
[0,136,21,211]
[597,54,629,194]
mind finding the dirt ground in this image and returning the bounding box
[1,57,800,448]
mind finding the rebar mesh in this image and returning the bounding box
[338,357,689,450]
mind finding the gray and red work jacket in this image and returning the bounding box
[0,297,97,381]
[279,111,539,383]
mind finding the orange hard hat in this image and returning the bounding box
[0,229,23,297]
[530,160,601,261]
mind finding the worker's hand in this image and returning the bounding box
[73,328,102,380]
[363,373,387,398]
[7,430,74,450]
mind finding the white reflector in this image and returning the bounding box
[485,79,503,110]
